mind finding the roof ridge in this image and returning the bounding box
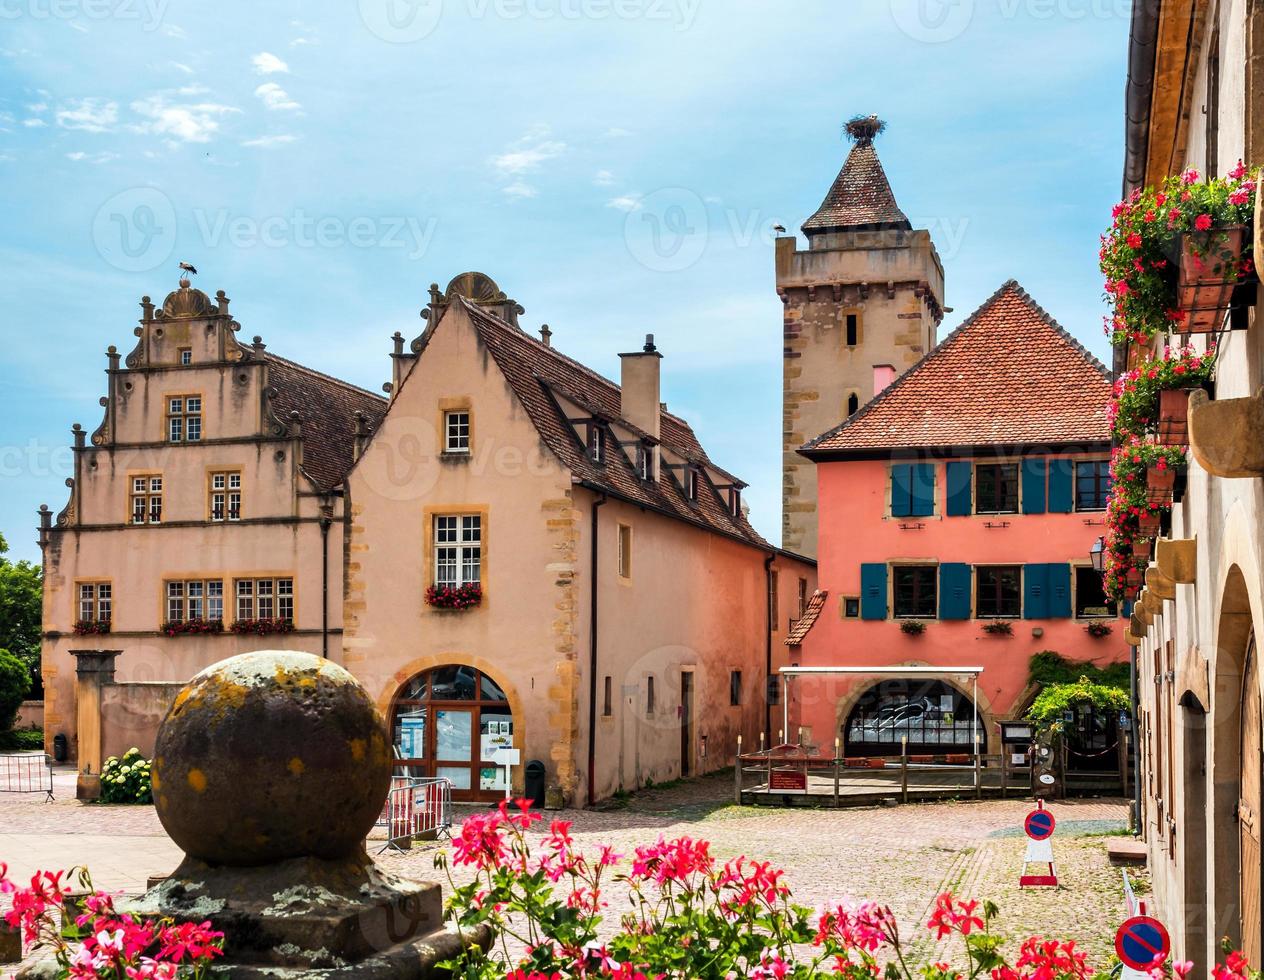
[266,351,387,404]
[997,280,1111,380]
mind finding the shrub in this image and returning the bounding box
[898,620,926,636]
[0,647,31,732]
[1029,651,1130,690]
[99,747,153,805]
[1027,676,1131,733]
[0,728,43,751]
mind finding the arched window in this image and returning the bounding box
[847,393,860,417]
[391,665,513,801]
[844,680,984,757]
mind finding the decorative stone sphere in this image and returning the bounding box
[153,651,392,867]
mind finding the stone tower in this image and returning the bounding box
[778,116,945,557]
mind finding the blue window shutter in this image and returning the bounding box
[1021,459,1047,514]
[910,463,936,517]
[939,563,972,620]
[1047,563,1072,618]
[1024,564,1049,619]
[861,564,888,620]
[890,465,912,518]
[946,462,972,517]
[1048,460,1074,513]
[1123,600,1135,619]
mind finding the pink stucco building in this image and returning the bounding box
[786,282,1128,756]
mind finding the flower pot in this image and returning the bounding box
[1146,465,1177,505]
[1131,538,1153,560]
[1126,567,1144,590]
[1178,225,1247,332]
[1157,388,1192,446]
[1138,511,1162,535]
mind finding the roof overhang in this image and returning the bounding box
[799,441,1112,463]
[780,666,984,678]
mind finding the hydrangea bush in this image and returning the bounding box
[99,748,153,805]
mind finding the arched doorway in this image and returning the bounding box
[390,665,514,802]
[843,680,984,757]
[1240,635,1261,965]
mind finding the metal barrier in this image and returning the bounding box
[377,776,452,853]
[0,753,54,802]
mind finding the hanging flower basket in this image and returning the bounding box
[1131,538,1153,560]
[425,583,483,610]
[1138,511,1162,536]
[981,620,1014,637]
[1156,387,1193,446]
[1108,345,1216,442]
[1085,621,1113,639]
[1126,567,1144,591]
[898,620,926,636]
[1178,225,1250,332]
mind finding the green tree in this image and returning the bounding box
[0,648,31,732]
[0,533,42,682]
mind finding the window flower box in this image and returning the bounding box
[1131,538,1152,560]
[1178,225,1250,332]
[161,618,224,637]
[981,620,1013,636]
[229,617,294,636]
[1085,621,1113,639]
[1146,463,1177,505]
[1138,511,1162,536]
[898,620,926,636]
[73,619,111,636]
[1108,345,1215,444]
[425,583,483,610]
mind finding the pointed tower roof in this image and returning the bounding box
[802,115,911,235]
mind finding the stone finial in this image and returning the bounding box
[215,289,230,315]
[288,410,303,438]
[106,346,120,372]
[71,423,85,450]
[540,324,552,347]
[140,295,154,321]
[252,335,267,357]
[391,331,405,357]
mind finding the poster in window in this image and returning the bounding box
[436,710,473,761]
[398,713,426,759]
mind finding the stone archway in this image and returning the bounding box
[840,677,990,757]
[1178,689,1210,974]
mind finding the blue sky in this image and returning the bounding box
[0,0,1131,562]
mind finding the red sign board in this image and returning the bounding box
[1115,916,1170,971]
[769,768,806,791]
[1025,808,1056,841]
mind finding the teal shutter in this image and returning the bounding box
[1048,460,1074,514]
[910,463,936,517]
[1047,563,1072,618]
[890,465,912,518]
[946,461,972,516]
[1021,459,1047,514]
[1024,564,1050,619]
[861,564,888,620]
[939,563,972,620]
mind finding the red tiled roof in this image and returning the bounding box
[801,281,1111,456]
[802,141,911,233]
[453,298,771,549]
[266,353,387,491]
[785,590,827,646]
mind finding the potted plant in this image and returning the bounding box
[1131,538,1152,560]
[425,582,484,610]
[1085,621,1113,639]
[898,620,926,636]
[1146,461,1177,505]
[1179,223,1250,331]
[72,619,111,636]
[1108,344,1215,445]
[1138,510,1162,536]
[981,620,1014,637]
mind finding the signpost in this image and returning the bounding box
[1019,799,1058,888]
[491,747,521,801]
[1115,905,1170,980]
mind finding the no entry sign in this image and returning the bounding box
[1115,915,1170,971]
[1024,807,1056,841]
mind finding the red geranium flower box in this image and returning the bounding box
[1157,388,1192,446]
[1178,225,1249,332]
[425,583,483,610]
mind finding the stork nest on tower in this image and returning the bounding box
[844,115,886,145]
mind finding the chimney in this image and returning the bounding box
[618,334,662,442]
[873,364,897,397]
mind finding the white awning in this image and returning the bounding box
[779,666,984,677]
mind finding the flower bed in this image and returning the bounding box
[1101,163,1257,346]
[425,583,483,610]
[160,618,224,637]
[229,617,294,636]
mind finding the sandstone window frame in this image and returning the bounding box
[444,410,471,454]
[166,394,203,444]
[76,580,112,626]
[426,506,488,594]
[164,578,225,624]
[208,470,243,523]
[617,523,632,581]
[234,576,295,623]
[129,473,163,525]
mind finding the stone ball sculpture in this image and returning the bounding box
[152,651,392,867]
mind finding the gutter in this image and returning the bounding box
[320,510,332,659]
[764,553,775,742]
[586,491,607,806]
[1124,0,1162,197]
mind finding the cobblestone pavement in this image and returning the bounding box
[0,769,1143,969]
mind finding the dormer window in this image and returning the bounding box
[637,443,655,482]
[685,467,699,502]
[588,424,605,464]
[729,487,742,517]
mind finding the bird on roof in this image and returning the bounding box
[773,224,786,234]
[179,261,198,276]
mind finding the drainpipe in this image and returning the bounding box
[764,553,775,743]
[587,492,607,806]
[1130,641,1140,833]
[319,506,332,660]
[1123,0,1161,197]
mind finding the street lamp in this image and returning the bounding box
[1089,536,1106,574]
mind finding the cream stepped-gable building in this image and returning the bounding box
[41,272,815,805]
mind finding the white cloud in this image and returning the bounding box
[162,24,187,38]
[252,52,289,75]
[502,181,538,199]
[169,62,194,74]
[130,95,239,143]
[253,82,301,112]
[491,128,565,176]
[593,169,616,186]
[55,98,118,133]
[289,36,317,47]
[66,150,118,163]
[606,194,643,212]
[242,133,298,148]
[26,102,47,112]
[22,118,46,128]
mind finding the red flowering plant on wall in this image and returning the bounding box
[229,618,294,636]
[1100,162,1257,345]
[1,862,224,980]
[1107,345,1216,442]
[1102,439,1188,604]
[425,583,483,610]
[159,619,224,637]
[72,620,112,636]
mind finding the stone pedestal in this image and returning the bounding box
[71,650,120,801]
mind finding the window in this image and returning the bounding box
[843,597,861,619]
[434,515,482,587]
[1075,566,1117,619]
[892,565,937,619]
[617,524,632,579]
[77,582,112,624]
[588,425,605,464]
[976,463,1019,514]
[637,443,655,481]
[178,348,192,366]
[1075,460,1111,511]
[685,467,699,501]
[235,577,294,622]
[976,566,1022,618]
[130,475,163,525]
[845,313,859,347]
[167,395,202,443]
[603,676,612,716]
[730,670,742,706]
[165,579,224,624]
[729,488,742,517]
[797,578,808,618]
[847,393,859,416]
[444,411,470,454]
[646,676,656,715]
[890,463,935,518]
[209,471,242,522]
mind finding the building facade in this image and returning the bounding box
[41,272,814,805]
[787,282,1126,758]
[1120,2,1264,970]
[778,116,945,558]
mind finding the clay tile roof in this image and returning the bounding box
[785,590,828,647]
[456,298,770,549]
[802,141,911,234]
[265,353,387,491]
[801,281,1111,456]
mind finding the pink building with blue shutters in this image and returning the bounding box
[784,282,1130,756]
